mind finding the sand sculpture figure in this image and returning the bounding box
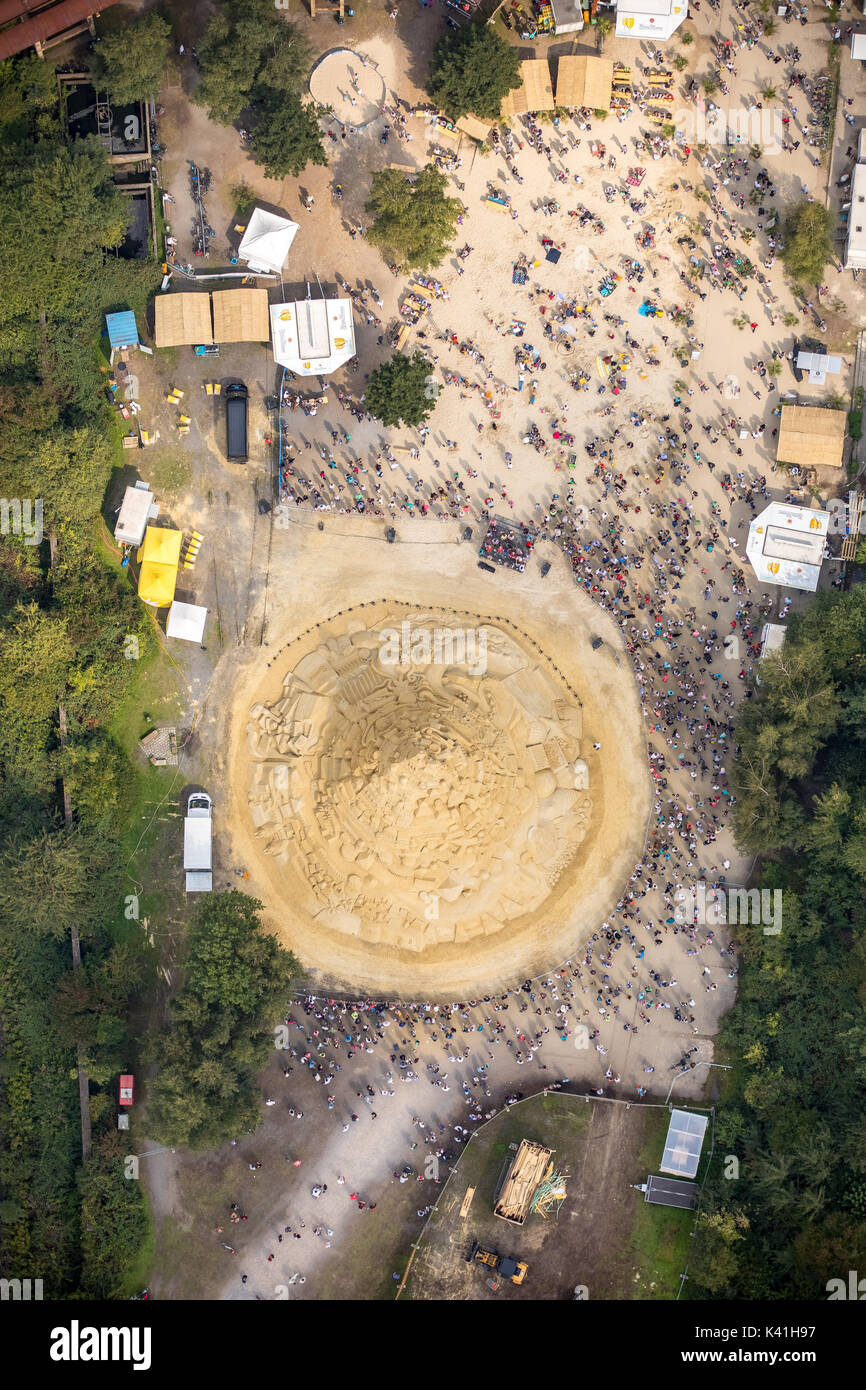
[247,609,592,955]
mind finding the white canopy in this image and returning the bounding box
[660,1109,708,1179]
[237,207,299,274]
[271,297,356,377]
[746,501,830,591]
[166,601,208,643]
[852,33,866,60]
[796,350,842,385]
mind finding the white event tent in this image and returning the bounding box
[237,207,299,274]
[166,601,208,644]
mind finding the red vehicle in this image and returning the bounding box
[119,1074,135,1107]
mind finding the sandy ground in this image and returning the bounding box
[132,0,866,1299]
[309,47,386,127]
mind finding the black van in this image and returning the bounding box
[225,381,248,462]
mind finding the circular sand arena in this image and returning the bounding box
[227,568,651,998]
[309,48,385,130]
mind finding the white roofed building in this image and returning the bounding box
[615,0,688,40]
[237,207,299,274]
[746,502,831,592]
[271,296,356,377]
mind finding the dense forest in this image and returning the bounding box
[690,586,866,1297]
[0,52,163,1296]
[0,51,300,1296]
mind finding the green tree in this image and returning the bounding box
[426,24,522,121]
[76,1131,147,1298]
[248,88,327,178]
[146,893,299,1150]
[54,735,131,832]
[689,1206,750,1294]
[0,54,59,143]
[364,351,436,429]
[258,26,312,93]
[365,164,461,272]
[0,827,121,942]
[781,201,836,287]
[595,15,613,51]
[194,0,296,125]
[90,12,172,103]
[0,141,161,409]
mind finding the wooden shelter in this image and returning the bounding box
[776,405,847,470]
[154,292,213,348]
[456,114,493,144]
[500,60,555,119]
[555,55,614,111]
[211,289,270,343]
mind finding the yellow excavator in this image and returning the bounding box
[468,1241,528,1286]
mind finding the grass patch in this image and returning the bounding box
[106,624,187,916]
[629,1198,693,1299]
[145,448,193,495]
[117,1180,156,1298]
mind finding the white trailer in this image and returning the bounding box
[757,623,786,685]
[184,792,212,892]
[115,482,158,547]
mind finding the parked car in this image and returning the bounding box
[225,381,248,462]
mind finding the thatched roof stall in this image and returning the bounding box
[500,60,555,119]
[456,114,494,143]
[776,405,847,469]
[555,55,614,110]
[211,288,270,344]
[154,292,213,348]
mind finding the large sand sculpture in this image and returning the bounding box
[231,590,650,997]
[247,608,592,955]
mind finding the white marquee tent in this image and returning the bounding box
[660,1110,708,1179]
[166,601,208,644]
[795,350,842,385]
[237,207,299,274]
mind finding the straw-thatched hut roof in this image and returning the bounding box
[456,114,493,143]
[212,288,270,343]
[776,405,847,469]
[154,292,213,348]
[554,55,613,111]
[500,59,555,119]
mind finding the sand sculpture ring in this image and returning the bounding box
[246,608,593,957]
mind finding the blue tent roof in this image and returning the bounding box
[106,311,139,349]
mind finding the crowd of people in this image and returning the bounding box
[227,5,855,1297]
